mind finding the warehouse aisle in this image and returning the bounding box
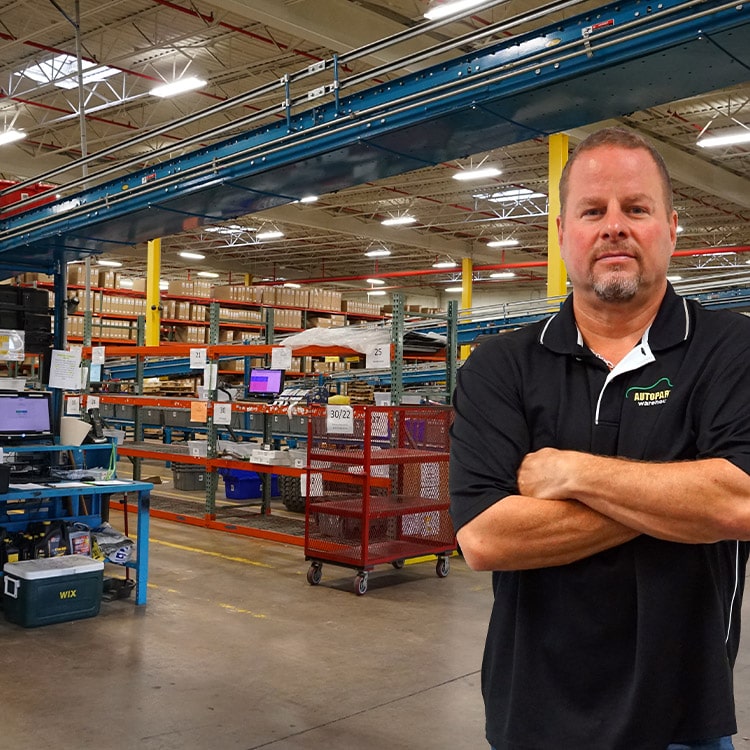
[0,516,490,750]
[3,514,750,749]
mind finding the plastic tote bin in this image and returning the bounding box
[219,468,278,500]
[172,463,206,491]
[3,555,104,627]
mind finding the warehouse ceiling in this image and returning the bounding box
[0,0,748,303]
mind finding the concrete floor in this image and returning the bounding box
[3,514,750,750]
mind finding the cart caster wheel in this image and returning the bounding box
[354,573,368,595]
[391,559,405,570]
[307,563,322,586]
[436,556,450,578]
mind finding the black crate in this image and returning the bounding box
[0,305,20,329]
[24,330,53,353]
[22,312,51,332]
[0,287,19,305]
[19,288,49,311]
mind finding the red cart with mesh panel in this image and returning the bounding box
[304,405,455,595]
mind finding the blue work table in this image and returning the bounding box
[1,442,152,605]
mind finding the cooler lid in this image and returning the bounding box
[3,555,104,579]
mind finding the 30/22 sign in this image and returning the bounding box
[326,405,354,434]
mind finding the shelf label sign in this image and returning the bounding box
[190,348,207,369]
[271,346,293,370]
[203,363,218,390]
[87,395,100,410]
[326,404,354,434]
[214,403,232,425]
[66,396,81,415]
[91,346,106,365]
[366,344,390,369]
[49,348,83,390]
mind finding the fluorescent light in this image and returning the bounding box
[697,130,750,148]
[97,259,122,268]
[365,247,391,258]
[381,215,417,226]
[424,0,486,20]
[667,275,682,282]
[179,251,205,260]
[487,239,520,248]
[368,290,387,297]
[452,166,501,182]
[432,259,457,269]
[490,271,517,279]
[0,129,26,146]
[445,286,464,293]
[299,195,318,203]
[197,271,219,278]
[256,230,284,240]
[366,278,386,285]
[205,224,245,235]
[151,76,206,98]
[283,282,301,288]
[476,188,545,203]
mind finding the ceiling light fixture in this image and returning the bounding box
[256,229,284,240]
[283,282,301,288]
[368,290,387,297]
[366,278,386,285]
[197,271,219,278]
[381,215,417,226]
[487,238,520,248]
[298,195,318,203]
[444,286,464,293]
[432,258,458,269]
[424,0,487,20]
[476,188,545,203]
[697,130,750,148]
[667,275,683,282]
[0,129,26,146]
[179,251,205,260]
[97,259,122,268]
[452,166,501,182]
[365,247,391,258]
[489,271,517,279]
[205,224,246,235]
[151,76,206,98]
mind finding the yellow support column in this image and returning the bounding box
[460,256,473,360]
[146,239,162,346]
[547,133,569,299]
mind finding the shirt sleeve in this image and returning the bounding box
[449,337,531,531]
[694,318,750,476]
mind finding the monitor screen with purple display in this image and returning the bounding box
[247,368,285,399]
[0,391,53,444]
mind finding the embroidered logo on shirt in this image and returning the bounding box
[625,377,674,407]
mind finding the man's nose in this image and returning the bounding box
[601,208,628,239]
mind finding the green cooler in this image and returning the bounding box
[3,555,105,627]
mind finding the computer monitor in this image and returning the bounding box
[0,391,54,445]
[247,368,285,399]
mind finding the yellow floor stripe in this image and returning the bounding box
[150,538,273,568]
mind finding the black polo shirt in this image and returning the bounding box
[450,286,750,749]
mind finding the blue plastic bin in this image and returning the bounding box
[219,468,278,500]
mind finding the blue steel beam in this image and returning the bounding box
[0,0,747,269]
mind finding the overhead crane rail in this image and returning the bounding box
[0,0,746,269]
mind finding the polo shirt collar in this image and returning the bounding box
[538,283,691,357]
